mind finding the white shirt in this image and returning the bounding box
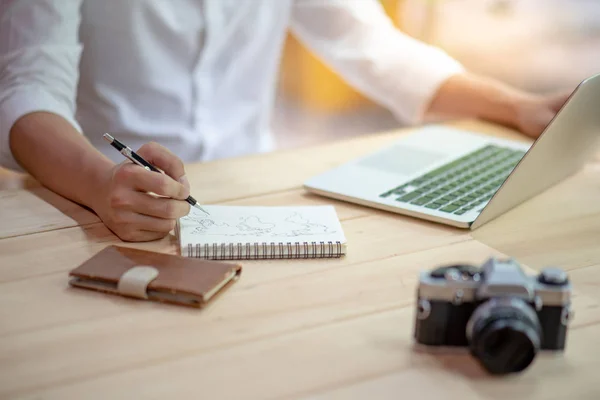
[0,0,463,172]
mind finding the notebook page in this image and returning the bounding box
[178,205,346,246]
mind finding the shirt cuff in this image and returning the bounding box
[0,88,82,172]
[388,44,465,126]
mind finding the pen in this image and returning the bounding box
[102,133,209,215]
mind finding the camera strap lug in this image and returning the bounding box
[417,299,431,320]
[561,304,573,325]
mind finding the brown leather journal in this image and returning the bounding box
[68,245,242,307]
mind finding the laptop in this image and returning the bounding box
[304,73,600,229]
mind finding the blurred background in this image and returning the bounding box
[273,0,600,150]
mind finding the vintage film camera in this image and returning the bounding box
[413,257,573,375]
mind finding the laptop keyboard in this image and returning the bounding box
[379,144,526,216]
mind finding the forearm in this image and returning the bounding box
[9,112,114,210]
[426,72,531,128]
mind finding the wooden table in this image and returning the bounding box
[2,120,600,399]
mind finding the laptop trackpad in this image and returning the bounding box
[358,144,445,176]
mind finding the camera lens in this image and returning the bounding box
[466,298,542,375]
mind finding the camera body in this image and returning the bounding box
[413,257,572,374]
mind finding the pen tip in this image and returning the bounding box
[193,203,209,215]
[103,133,114,143]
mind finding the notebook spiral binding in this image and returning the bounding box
[187,241,344,260]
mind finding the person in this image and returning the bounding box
[0,0,570,242]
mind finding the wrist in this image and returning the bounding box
[82,158,115,213]
[427,72,531,130]
[476,86,525,129]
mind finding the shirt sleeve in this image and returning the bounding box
[0,0,83,172]
[289,0,465,126]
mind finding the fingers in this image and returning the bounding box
[136,141,187,182]
[115,229,169,243]
[114,162,190,200]
[106,209,179,242]
[98,142,194,243]
[110,189,191,219]
[114,210,178,232]
[179,174,190,191]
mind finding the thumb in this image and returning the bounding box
[179,174,190,191]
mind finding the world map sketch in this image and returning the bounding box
[183,211,337,238]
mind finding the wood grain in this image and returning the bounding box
[6,239,599,399]
[0,187,100,239]
[0,167,37,190]
[2,120,600,399]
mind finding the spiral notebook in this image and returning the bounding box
[177,205,347,259]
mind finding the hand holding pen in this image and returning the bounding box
[95,134,207,242]
[104,133,208,214]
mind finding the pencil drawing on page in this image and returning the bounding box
[182,211,337,238]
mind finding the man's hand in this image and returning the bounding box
[93,142,191,242]
[10,112,193,243]
[513,92,571,139]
